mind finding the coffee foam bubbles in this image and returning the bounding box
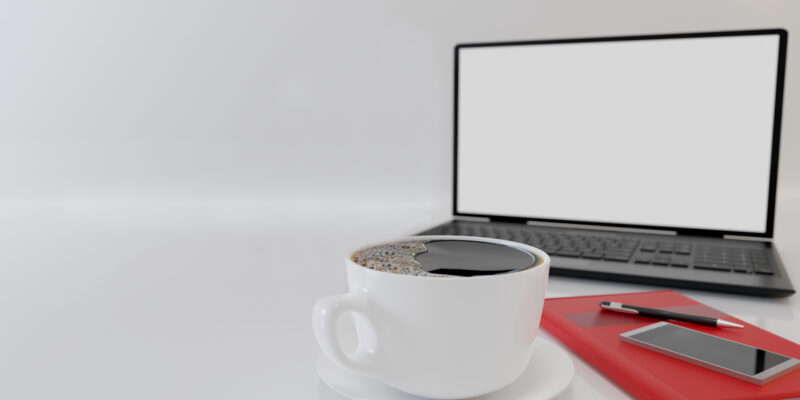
[351,240,443,276]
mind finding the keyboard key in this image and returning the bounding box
[634,255,652,264]
[753,264,773,275]
[651,261,669,267]
[652,254,671,265]
[733,264,751,273]
[754,270,773,275]
[542,246,560,254]
[670,261,689,268]
[670,258,689,267]
[675,244,692,255]
[582,251,604,259]
[640,242,656,252]
[605,253,631,262]
[659,243,675,253]
[694,262,732,272]
[557,248,581,257]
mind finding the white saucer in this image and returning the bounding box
[317,336,574,400]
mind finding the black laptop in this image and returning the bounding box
[418,29,794,296]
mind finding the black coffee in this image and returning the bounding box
[351,239,537,277]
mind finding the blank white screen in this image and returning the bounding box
[457,34,780,233]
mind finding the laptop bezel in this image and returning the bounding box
[452,29,787,239]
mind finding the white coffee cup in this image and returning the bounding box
[312,236,550,399]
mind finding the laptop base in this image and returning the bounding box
[418,220,795,297]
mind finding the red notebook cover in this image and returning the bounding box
[541,290,800,400]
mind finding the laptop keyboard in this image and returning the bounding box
[432,223,774,275]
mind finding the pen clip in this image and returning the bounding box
[600,302,640,315]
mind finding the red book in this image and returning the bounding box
[541,290,800,400]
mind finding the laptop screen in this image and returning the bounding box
[455,31,786,237]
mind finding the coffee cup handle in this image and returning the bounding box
[312,293,381,377]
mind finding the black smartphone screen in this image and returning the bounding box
[628,324,790,376]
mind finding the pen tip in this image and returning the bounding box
[717,319,745,328]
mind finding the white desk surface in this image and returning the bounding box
[1,190,799,399]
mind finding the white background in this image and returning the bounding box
[458,35,778,233]
[2,1,800,399]
[2,0,800,211]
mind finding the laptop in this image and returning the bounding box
[418,29,794,296]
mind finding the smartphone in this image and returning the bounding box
[620,321,800,385]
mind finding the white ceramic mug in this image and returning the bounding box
[312,236,550,399]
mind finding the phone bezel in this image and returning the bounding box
[620,321,800,385]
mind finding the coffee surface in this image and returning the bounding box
[351,239,536,277]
